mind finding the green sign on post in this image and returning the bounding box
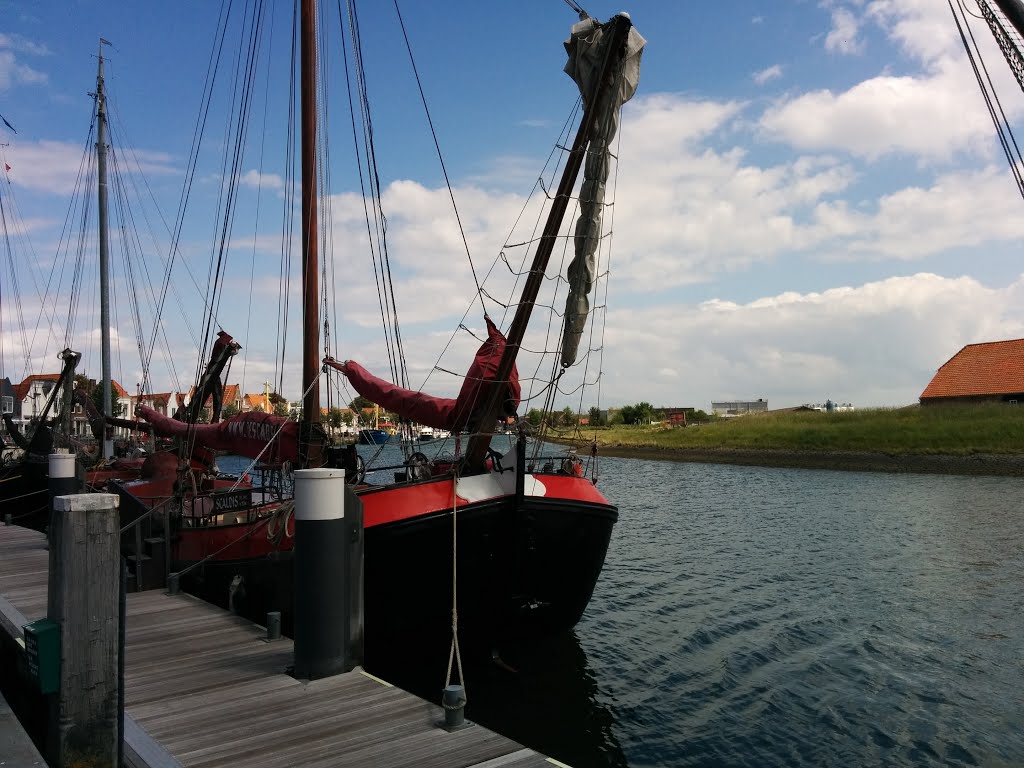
[23,619,60,694]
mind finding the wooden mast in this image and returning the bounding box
[299,0,322,467]
[463,14,633,472]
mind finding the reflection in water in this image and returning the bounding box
[366,631,626,768]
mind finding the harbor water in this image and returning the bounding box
[224,447,1024,767]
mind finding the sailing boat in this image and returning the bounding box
[357,403,390,446]
[0,42,153,530]
[125,4,645,646]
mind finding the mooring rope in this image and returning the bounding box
[266,500,295,546]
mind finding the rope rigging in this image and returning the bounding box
[950,0,1024,202]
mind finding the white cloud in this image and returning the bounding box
[811,165,1024,259]
[0,50,46,90]
[824,7,863,55]
[753,65,783,85]
[0,33,48,91]
[0,34,50,57]
[866,0,963,64]
[604,95,858,287]
[762,2,1022,161]
[758,59,1002,161]
[239,169,284,191]
[5,140,177,195]
[819,5,860,54]
[597,274,1024,409]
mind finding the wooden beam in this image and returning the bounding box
[49,493,120,767]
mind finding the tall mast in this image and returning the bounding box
[299,0,322,467]
[96,39,114,459]
[463,14,634,471]
[992,0,1024,37]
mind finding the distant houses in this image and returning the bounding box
[0,369,256,442]
[920,338,1024,406]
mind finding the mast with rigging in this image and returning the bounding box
[299,0,323,468]
[95,39,114,459]
[463,13,638,472]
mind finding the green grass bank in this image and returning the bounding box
[547,404,1024,476]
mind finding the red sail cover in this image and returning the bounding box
[135,406,299,463]
[331,316,520,431]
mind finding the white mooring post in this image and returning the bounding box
[47,492,120,767]
[47,451,79,537]
[293,468,364,679]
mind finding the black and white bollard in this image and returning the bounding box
[292,468,363,679]
[48,451,80,542]
[49,450,79,502]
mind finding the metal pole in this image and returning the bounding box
[292,468,363,679]
[95,41,114,459]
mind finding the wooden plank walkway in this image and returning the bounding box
[0,524,560,768]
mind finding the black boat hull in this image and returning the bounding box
[177,490,617,651]
[0,459,50,531]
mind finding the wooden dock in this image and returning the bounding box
[0,524,561,768]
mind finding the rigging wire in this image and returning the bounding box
[106,98,193,397]
[143,0,237,402]
[339,0,408,390]
[0,169,32,380]
[415,100,582,399]
[562,0,589,17]
[275,0,301,401]
[18,120,97,380]
[240,0,279,405]
[391,0,485,318]
[950,0,1024,201]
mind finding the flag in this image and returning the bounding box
[4,164,10,172]
[0,113,15,134]
[100,37,112,46]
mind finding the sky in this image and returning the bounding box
[2,0,1024,413]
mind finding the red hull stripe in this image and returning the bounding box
[173,473,611,563]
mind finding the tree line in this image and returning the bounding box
[524,402,712,427]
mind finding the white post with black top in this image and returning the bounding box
[292,468,364,679]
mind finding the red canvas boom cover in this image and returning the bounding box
[135,406,299,463]
[326,316,520,431]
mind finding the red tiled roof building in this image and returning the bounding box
[920,338,1024,405]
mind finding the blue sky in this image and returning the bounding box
[3,0,1024,412]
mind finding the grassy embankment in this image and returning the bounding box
[581,404,1024,454]
[546,404,1024,475]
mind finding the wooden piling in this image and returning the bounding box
[48,492,120,768]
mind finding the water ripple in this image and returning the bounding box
[577,459,1024,767]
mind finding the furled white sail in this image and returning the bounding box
[561,15,645,368]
